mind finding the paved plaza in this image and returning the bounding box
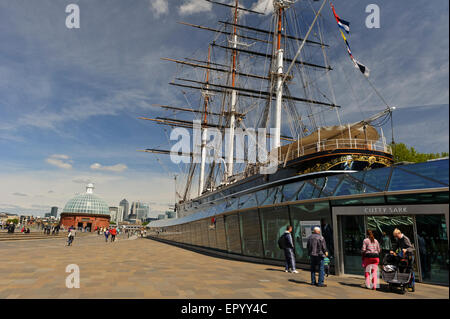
[0,235,447,299]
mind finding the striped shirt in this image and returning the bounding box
[362,238,381,255]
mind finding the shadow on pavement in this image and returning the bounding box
[338,282,396,294]
[338,282,363,288]
[265,268,285,272]
[288,279,313,286]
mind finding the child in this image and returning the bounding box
[323,256,331,277]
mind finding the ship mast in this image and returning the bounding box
[273,0,285,150]
[225,0,239,182]
[199,45,211,195]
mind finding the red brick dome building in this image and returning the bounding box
[60,184,110,231]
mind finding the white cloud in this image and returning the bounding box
[90,163,128,173]
[251,0,273,14]
[12,192,27,197]
[72,177,92,184]
[149,0,169,17]
[179,0,212,15]
[45,154,72,169]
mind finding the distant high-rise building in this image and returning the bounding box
[116,206,123,223]
[131,201,149,221]
[119,199,129,221]
[109,207,119,223]
[50,206,58,218]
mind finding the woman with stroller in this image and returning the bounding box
[361,229,381,290]
[390,228,416,292]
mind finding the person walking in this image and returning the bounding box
[307,226,328,287]
[361,229,381,290]
[67,227,76,246]
[280,225,298,273]
[110,227,117,242]
[104,228,110,242]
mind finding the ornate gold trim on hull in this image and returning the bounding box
[298,154,393,175]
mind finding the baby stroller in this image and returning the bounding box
[381,253,415,294]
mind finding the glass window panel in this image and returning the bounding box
[179,224,185,243]
[399,160,449,186]
[258,188,274,206]
[186,223,193,245]
[355,167,391,192]
[239,209,263,257]
[416,214,449,285]
[319,176,343,197]
[388,166,447,191]
[340,215,366,275]
[211,201,226,215]
[193,221,201,246]
[173,226,178,242]
[297,182,315,201]
[238,193,257,210]
[200,219,209,247]
[310,178,326,198]
[273,186,283,204]
[281,181,304,202]
[289,202,333,264]
[207,218,217,249]
[215,215,227,251]
[260,205,290,260]
[255,189,268,206]
[386,191,449,204]
[333,176,379,196]
[225,197,239,212]
[224,214,242,254]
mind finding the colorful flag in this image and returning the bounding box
[331,2,350,33]
[340,30,370,77]
[340,30,352,56]
[334,5,370,78]
[351,58,370,77]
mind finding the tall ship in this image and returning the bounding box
[143,0,394,218]
[138,0,447,275]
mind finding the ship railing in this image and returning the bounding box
[280,138,392,162]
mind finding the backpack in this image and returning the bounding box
[278,234,287,249]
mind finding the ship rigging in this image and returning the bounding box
[139,0,395,213]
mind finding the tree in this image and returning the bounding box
[391,143,449,163]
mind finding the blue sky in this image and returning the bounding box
[0,0,448,216]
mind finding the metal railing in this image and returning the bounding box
[281,138,392,162]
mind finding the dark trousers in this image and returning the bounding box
[284,248,296,271]
[310,256,325,285]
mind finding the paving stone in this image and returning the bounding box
[0,235,447,299]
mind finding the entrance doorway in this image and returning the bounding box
[334,204,449,285]
[340,215,420,277]
[366,215,419,280]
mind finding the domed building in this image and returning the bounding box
[60,183,110,231]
